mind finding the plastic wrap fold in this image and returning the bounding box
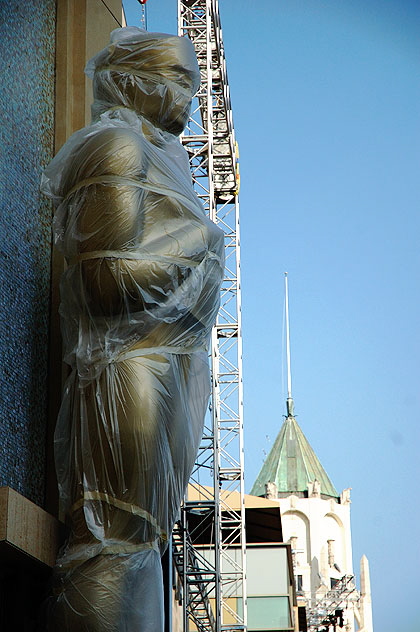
[41,27,224,631]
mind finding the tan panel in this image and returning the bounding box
[188,483,282,509]
[47,0,123,518]
[0,488,7,541]
[55,0,122,149]
[47,1,88,517]
[0,487,60,568]
[188,596,238,631]
[55,0,86,150]
[84,0,123,123]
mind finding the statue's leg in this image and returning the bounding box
[49,546,163,631]
[50,351,206,631]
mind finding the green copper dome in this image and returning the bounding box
[250,415,339,499]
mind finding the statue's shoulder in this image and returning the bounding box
[69,120,146,181]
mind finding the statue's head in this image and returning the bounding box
[86,26,200,135]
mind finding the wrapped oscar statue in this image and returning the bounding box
[41,26,224,631]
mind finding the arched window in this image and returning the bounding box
[282,510,311,565]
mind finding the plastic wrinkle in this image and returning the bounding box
[42,26,224,631]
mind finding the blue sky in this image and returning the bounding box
[122,2,420,630]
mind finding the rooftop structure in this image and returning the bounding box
[250,414,339,500]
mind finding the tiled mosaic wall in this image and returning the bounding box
[0,1,56,507]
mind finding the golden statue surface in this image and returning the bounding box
[42,26,224,630]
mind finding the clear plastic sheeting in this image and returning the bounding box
[41,27,224,631]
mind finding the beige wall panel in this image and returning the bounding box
[84,0,123,123]
[55,0,122,148]
[47,0,123,517]
[0,487,60,568]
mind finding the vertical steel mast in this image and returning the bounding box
[176,1,246,630]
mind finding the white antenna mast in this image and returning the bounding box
[285,272,294,417]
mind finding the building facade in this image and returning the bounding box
[176,487,302,632]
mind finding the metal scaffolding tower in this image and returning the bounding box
[306,575,360,632]
[174,1,247,630]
